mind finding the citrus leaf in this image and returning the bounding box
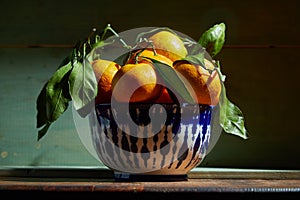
[36,55,71,128]
[37,122,51,141]
[36,61,72,141]
[36,55,72,140]
[36,82,48,129]
[68,58,97,116]
[182,51,205,67]
[219,83,248,139]
[198,23,226,57]
[35,24,122,140]
[146,57,195,104]
[45,62,72,123]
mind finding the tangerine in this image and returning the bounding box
[92,59,121,104]
[148,30,188,62]
[173,59,221,105]
[154,87,174,103]
[111,63,162,102]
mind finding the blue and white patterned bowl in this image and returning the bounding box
[89,103,212,181]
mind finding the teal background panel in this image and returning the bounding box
[0,0,299,169]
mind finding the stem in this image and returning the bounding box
[133,41,157,64]
[87,28,96,43]
[215,60,226,82]
[100,25,109,42]
[147,40,157,55]
[101,24,131,49]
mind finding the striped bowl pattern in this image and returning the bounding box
[90,103,212,180]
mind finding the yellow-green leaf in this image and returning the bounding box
[198,23,226,57]
[68,58,97,117]
[219,83,249,139]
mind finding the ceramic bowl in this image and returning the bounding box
[89,103,212,181]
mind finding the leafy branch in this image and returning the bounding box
[198,22,248,139]
[36,24,122,140]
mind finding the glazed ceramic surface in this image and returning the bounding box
[90,103,212,180]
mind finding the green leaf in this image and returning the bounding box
[45,62,72,124]
[35,24,123,140]
[181,51,205,67]
[36,83,48,129]
[68,58,97,116]
[36,55,72,140]
[198,23,226,57]
[38,122,51,141]
[37,62,72,141]
[219,83,248,139]
[145,57,195,104]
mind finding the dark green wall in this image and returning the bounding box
[0,0,299,169]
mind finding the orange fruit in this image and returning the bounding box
[126,49,175,103]
[154,87,174,103]
[127,49,173,67]
[148,30,188,62]
[92,59,121,104]
[173,59,221,106]
[111,63,162,102]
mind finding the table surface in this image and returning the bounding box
[1,168,300,193]
[1,177,300,193]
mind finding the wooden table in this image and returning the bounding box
[1,168,300,199]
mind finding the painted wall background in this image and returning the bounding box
[0,0,299,169]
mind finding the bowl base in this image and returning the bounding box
[114,172,188,182]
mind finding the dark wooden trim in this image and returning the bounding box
[223,45,300,49]
[0,44,75,48]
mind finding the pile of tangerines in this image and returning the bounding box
[92,30,221,106]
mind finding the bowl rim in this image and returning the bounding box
[95,102,212,111]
